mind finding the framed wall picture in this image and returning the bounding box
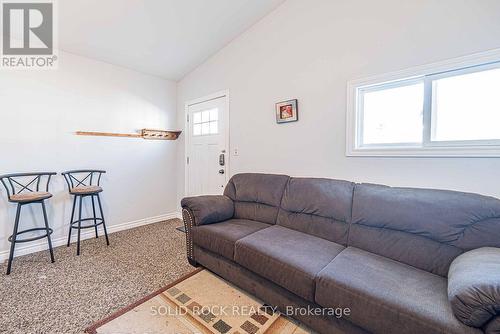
[276,99,298,124]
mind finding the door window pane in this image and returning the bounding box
[192,108,219,136]
[209,121,218,134]
[201,122,210,135]
[201,110,210,122]
[193,124,201,136]
[431,68,500,141]
[210,109,219,121]
[193,112,202,124]
[361,82,424,145]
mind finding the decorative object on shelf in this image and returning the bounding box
[76,129,182,140]
[276,99,298,124]
[141,129,182,140]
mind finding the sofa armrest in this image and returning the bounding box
[448,247,500,328]
[181,195,234,266]
[181,195,234,226]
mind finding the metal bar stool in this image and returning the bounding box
[62,170,109,255]
[0,172,57,275]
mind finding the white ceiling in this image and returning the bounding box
[59,0,285,81]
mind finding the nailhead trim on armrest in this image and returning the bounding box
[182,208,195,261]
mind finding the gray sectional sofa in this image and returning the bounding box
[181,173,500,334]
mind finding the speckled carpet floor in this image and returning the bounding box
[0,219,192,334]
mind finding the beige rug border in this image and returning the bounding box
[84,268,204,334]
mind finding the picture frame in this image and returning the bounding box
[276,99,298,124]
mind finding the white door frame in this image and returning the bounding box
[184,90,230,196]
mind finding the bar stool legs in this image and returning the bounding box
[67,193,109,256]
[67,196,76,247]
[77,196,83,256]
[97,194,110,246]
[6,201,55,275]
[91,196,98,239]
[6,204,21,275]
[41,201,55,264]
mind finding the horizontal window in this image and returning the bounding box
[347,49,500,157]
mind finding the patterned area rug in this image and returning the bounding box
[86,269,313,334]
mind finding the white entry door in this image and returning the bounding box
[186,94,229,196]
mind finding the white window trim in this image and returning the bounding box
[346,48,500,157]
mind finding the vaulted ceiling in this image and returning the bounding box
[59,0,286,80]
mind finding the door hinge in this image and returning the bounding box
[187,114,189,122]
[187,156,190,164]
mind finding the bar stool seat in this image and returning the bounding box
[9,191,52,203]
[70,186,102,195]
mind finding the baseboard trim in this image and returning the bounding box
[0,211,182,262]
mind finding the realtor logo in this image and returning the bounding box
[1,0,57,69]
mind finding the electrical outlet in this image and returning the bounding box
[233,148,239,156]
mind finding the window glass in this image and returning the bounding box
[193,112,202,124]
[193,124,201,136]
[209,109,218,121]
[209,121,218,134]
[361,82,424,145]
[201,110,210,123]
[192,108,219,136]
[201,122,210,135]
[431,68,500,141]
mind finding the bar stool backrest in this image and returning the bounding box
[0,172,57,200]
[61,170,106,190]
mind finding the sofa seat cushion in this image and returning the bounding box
[192,219,270,260]
[234,225,344,302]
[315,247,480,334]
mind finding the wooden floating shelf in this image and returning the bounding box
[76,129,182,141]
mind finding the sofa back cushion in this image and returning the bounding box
[277,177,355,245]
[224,173,289,224]
[350,183,500,277]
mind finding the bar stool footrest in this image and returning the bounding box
[8,227,54,243]
[71,218,104,229]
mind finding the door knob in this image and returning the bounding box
[219,169,225,174]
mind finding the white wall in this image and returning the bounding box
[177,0,500,202]
[0,51,178,259]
